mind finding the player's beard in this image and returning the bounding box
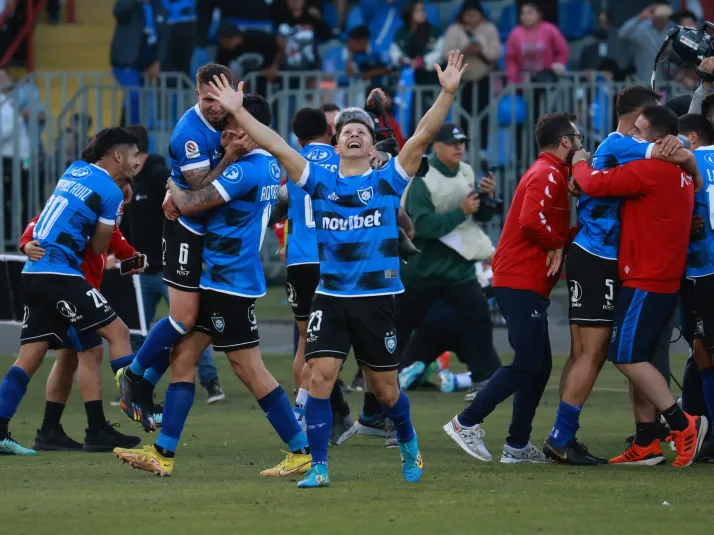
[566,145,578,166]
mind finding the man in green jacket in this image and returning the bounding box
[397,123,501,401]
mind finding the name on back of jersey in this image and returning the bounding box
[55,178,94,202]
[322,209,382,231]
[261,184,280,201]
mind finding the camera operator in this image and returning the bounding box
[688,57,714,119]
[397,123,502,401]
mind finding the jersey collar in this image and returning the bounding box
[695,145,714,151]
[338,168,372,179]
[244,148,272,158]
[90,163,112,178]
[193,104,217,133]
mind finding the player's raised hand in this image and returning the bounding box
[208,74,244,114]
[435,50,467,95]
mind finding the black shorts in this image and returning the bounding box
[692,275,714,350]
[305,294,400,371]
[194,289,259,351]
[59,327,103,352]
[162,219,204,292]
[566,244,620,326]
[286,263,320,321]
[608,286,678,364]
[21,274,116,348]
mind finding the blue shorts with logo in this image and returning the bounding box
[608,286,678,364]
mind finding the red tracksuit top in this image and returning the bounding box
[19,215,137,290]
[492,152,572,298]
[573,159,694,294]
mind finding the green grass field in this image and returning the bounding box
[2,351,712,535]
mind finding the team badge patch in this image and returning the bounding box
[357,187,373,205]
[384,333,397,354]
[57,300,80,322]
[286,283,297,307]
[222,165,243,183]
[185,140,200,159]
[248,304,257,325]
[70,166,90,179]
[212,316,225,332]
[305,146,331,163]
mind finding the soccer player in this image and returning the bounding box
[113,95,312,477]
[443,113,579,464]
[20,207,141,452]
[571,106,708,468]
[207,49,468,487]
[0,127,139,455]
[678,113,714,458]
[281,106,355,443]
[544,86,701,464]
[117,63,244,430]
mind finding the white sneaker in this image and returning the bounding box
[443,416,492,461]
[500,442,551,464]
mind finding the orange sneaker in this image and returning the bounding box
[668,414,709,468]
[609,439,666,466]
[437,351,451,371]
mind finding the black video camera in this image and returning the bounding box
[652,21,714,89]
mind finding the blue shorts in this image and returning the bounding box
[608,287,677,364]
[59,327,103,353]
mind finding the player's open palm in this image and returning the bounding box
[435,50,467,94]
[208,74,243,114]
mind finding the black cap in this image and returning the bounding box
[434,123,469,144]
[216,22,242,41]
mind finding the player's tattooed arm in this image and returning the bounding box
[168,180,225,216]
[183,158,232,191]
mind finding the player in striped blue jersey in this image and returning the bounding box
[679,114,714,459]
[208,50,468,487]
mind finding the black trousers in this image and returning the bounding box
[395,279,496,378]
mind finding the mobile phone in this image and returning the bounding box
[119,254,147,275]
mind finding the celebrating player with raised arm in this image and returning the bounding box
[207,50,467,488]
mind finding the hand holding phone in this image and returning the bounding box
[119,254,147,275]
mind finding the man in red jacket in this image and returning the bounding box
[570,105,709,468]
[19,200,142,453]
[444,112,577,463]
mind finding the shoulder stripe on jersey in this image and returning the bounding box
[98,217,115,225]
[212,181,231,203]
[296,163,310,188]
[180,160,210,172]
[394,156,411,181]
[645,143,654,159]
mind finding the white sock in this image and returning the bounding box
[455,372,472,390]
[294,388,309,414]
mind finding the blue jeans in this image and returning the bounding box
[131,272,218,385]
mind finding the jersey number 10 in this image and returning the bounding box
[36,195,69,240]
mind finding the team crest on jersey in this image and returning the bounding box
[305,147,331,163]
[357,187,373,205]
[211,315,225,332]
[384,332,397,354]
[269,161,281,181]
[704,153,714,167]
[222,165,243,183]
[185,140,200,159]
[70,166,90,179]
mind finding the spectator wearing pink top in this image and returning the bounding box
[505,2,569,84]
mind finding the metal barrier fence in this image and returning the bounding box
[1,70,691,255]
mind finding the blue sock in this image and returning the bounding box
[154,382,195,455]
[381,391,415,443]
[305,395,332,466]
[0,366,30,421]
[701,368,714,421]
[110,354,134,374]
[257,386,308,452]
[131,316,186,375]
[548,401,582,447]
[143,348,171,386]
